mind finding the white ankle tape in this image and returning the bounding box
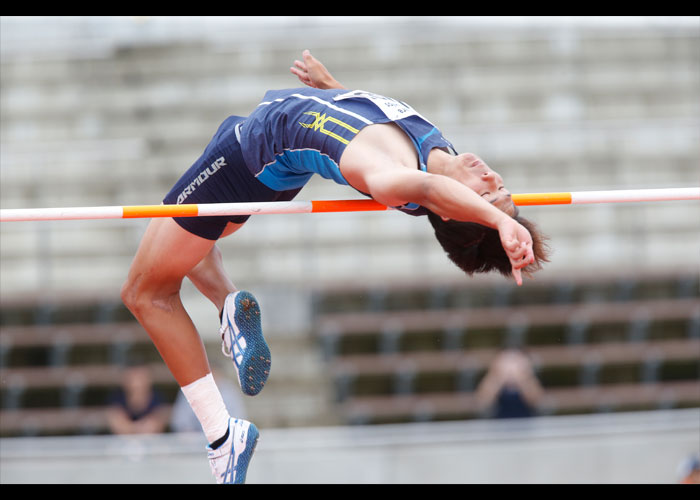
[181,373,231,444]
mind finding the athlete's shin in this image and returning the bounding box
[186,244,237,312]
[181,373,231,445]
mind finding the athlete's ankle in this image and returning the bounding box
[208,424,230,450]
[181,373,231,444]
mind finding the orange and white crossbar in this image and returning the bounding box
[1,187,698,222]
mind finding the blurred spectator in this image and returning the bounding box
[475,349,544,419]
[677,453,700,484]
[170,362,247,435]
[107,359,168,434]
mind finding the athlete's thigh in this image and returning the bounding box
[127,217,218,287]
[219,221,245,239]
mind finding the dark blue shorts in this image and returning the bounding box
[163,116,302,240]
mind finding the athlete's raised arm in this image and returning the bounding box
[290,49,346,90]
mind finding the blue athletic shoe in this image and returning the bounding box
[220,290,271,396]
[207,418,259,484]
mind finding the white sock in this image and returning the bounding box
[181,373,231,445]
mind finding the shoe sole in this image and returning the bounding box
[224,291,271,396]
[229,421,259,484]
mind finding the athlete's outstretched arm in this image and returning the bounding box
[340,125,535,285]
[290,50,346,90]
[365,167,535,284]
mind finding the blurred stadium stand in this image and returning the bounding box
[0,16,698,482]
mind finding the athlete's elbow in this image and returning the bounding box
[419,175,444,208]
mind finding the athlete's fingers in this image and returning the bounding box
[292,50,328,89]
[291,51,313,79]
[505,241,530,264]
[502,238,520,253]
[524,244,535,265]
[294,50,314,70]
[516,242,534,265]
[510,244,533,285]
[302,49,315,64]
[511,249,535,271]
[512,266,523,286]
[290,61,308,77]
[290,65,313,87]
[498,220,535,283]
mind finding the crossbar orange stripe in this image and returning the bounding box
[512,192,572,206]
[311,199,388,212]
[122,204,199,218]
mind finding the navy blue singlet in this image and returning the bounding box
[163,88,456,240]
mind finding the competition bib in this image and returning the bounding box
[333,89,430,123]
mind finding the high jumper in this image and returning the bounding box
[118,49,551,483]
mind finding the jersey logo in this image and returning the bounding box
[299,111,359,145]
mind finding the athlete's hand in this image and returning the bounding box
[290,50,346,90]
[497,217,535,286]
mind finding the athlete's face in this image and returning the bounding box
[452,154,517,216]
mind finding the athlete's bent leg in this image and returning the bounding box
[182,222,272,396]
[121,219,234,442]
[121,217,217,387]
[121,218,261,483]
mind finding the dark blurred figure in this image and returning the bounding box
[476,349,544,419]
[107,359,168,434]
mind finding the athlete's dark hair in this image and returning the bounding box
[427,210,550,280]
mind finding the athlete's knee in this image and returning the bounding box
[121,272,180,318]
[120,274,145,316]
